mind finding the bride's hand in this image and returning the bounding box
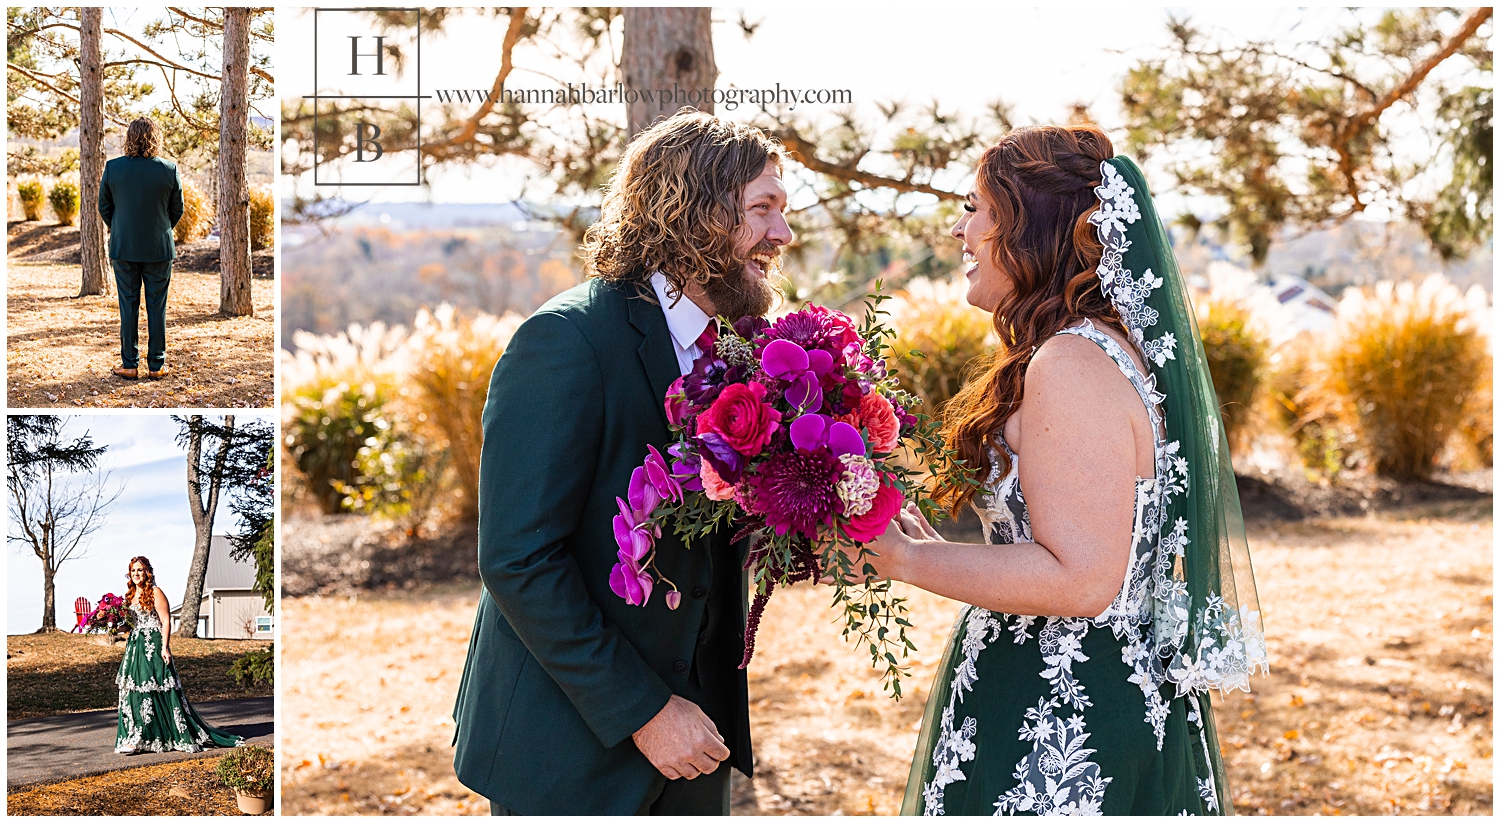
[162,647,172,665]
[845,503,943,583]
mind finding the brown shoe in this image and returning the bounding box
[112,366,139,380]
[146,365,171,380]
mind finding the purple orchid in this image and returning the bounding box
[609,552,654,606]
[627,466,662,516]
[643,445,683,504]
[612,497,655,562]
[761,339,836,413]
[788,413,866,458]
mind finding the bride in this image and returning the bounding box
[862,125,1268,815]
[115,555,245,754]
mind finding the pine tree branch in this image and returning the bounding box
[1332,7,1492,208]
[771,124,963,202]
[7,62,132,127]
[421,8,528,162]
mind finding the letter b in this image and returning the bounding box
[354,123,384,162]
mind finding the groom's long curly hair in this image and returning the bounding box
[124,118,163,159]
[583,109,784,297]
[936,124,1128,514]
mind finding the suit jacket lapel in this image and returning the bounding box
[627,288,680,430]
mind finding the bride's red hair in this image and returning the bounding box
[935,124,1127,515]
[125,556,159,621]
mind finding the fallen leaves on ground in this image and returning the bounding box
[279,500,1491,815]
[6,260,274,409]
[7,632,272,719]
[6,751,271,815]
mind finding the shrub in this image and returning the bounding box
[175,180,214,244]
[214,745,274,794]
[1458,364,1493,467]
[403,304,523,522]
[281,323,410,514]
[48,181,79,225]
[1197,297,1271,457]
[248,185,274,251]
[229,645,273,687]
[1267,343,1354,479]
[17,179,45,221]
[1326,275,1489,480]
[336,423,449,533]
[886,277,996,418]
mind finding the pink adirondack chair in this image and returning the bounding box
[72,597,92,633]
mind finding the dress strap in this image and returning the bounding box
[1054,320,1166,453]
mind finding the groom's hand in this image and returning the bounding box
[632,694,730,780]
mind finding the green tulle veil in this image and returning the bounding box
[1093,157,1268,697]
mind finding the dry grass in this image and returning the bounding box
[6,752,271,815]
[7,632,272,719]
[279,502,1491,816]
[6,260,274,408]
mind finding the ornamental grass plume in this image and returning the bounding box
[404,304,524,522]
[1326,275,1490,481]
[886,276,996,419]
[280,323,409,514]
[175,180,213,244]
[1192,263,1278,459]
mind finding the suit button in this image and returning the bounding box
[692,587,707,599]
[673,660,689,675]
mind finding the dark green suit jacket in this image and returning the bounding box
[452,279,752,815]
[98,156,184,262]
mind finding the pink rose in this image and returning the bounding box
[700,460,737,501]
[696,382,782,456]
[859,392,901,453]
[842,476,903,543]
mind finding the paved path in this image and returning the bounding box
[7,697,272,788]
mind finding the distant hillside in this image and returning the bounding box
[281,221,581,347]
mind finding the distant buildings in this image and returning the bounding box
[169,535,272,640]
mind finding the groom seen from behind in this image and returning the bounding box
[452,110,793,815]
[99,116,185,380]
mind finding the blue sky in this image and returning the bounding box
[7,413,271,635]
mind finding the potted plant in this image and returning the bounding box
[215,745,274,814]
[83,594,133,644]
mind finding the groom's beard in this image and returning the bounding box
[704,242,780,321]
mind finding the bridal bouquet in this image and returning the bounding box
[85,593,133,635]
[608,290,966,696]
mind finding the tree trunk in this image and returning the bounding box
[78,7,111,298]
[217,8,253,317]
[41,560,57,632]
[177,415,233,638]
[622,8,717,138]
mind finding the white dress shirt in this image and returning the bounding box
[650,272,714,376]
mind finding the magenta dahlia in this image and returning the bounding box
[749,447,844,539]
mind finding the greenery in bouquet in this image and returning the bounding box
[83,593,133,635]
[608,288,976,697]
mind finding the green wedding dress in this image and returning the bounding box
[902,158,1268,815]
[114,600,244,754]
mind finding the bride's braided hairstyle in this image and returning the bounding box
[125,556,159,621]
[936,125,1127,514]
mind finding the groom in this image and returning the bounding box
[98,116,184,380]
[452,110,793,815]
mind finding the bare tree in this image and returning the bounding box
[217,7,252,317]
[7,416,123,632]
[622,8,716,137]
[78,7,110,297]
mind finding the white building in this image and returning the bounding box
[170,535,272,640]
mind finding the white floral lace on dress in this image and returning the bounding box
[924,323,1207,816]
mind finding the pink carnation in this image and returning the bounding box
[700,460,737,501]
